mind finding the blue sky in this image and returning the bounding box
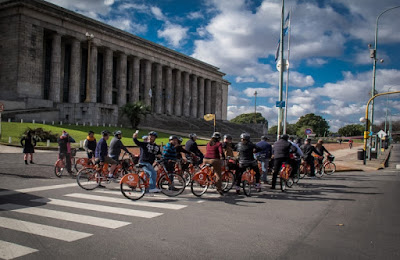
[47,0,400,131]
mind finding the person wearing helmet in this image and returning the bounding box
[133,130,161,193]
[175,136,193,160]
[58,131,76,173]
[162,135,179,175]
[83,131,97,159]
[109,130,131,161]
[222,134,235,157]
[256,136,272,184]
[234,133,262,193]
[315,139,331,174]
[185,133,204,165]
[271,134,297,190]
[95,130,118,183]
[300,139,322,178]
[204,132,225,195]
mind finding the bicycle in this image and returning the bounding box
[279,161,292,192]
[190,164,235,197]
[323,155,336,175]
[54,149,79,177]
[299,160,312,179]
[175,158,199,186]
[120,159,185,200]
[241,167,261,196]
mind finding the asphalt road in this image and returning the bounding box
[0,145,399,259]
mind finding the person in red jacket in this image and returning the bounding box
[203,132,225,195]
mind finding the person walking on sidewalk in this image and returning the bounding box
[21,130,36,165]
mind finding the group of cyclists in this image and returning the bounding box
[58,129,334,195]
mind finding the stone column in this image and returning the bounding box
[69,38,81,103]
[144,60,152,107]
[49,33,61,103]
[211,81,217,114]
[132,56,140,103]
[190,75,198,118]
[165,67,173,115]
[103,48,113,105]
[205,79,211,114]
[198,77,205,118]
[221,83,229,120]
[127,58,134,103]
[155,63,163,114]
[117,53,127,106]
[182,72,190,117]
[174,69,182,116]
[215,82,222,120]
[88,44,97,103]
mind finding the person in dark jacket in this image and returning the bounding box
[109,130,131,161]
[83,131,97,159]
[21,130,36,164]
[185,133,204,165]
[300,139,322,178]
[95,130,118,180]
[176,136,193,159]
[256,136,272,184]
[58,131,76,173]
[133,131,161,193]
[234,133,262,194]
[271,134,295,190]
[163,135,179,174]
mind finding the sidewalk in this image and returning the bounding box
[0,144,53,153]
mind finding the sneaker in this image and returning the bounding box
[149,188,161,193]
[25,161,28,165]
[30,161,34,164]
[107,176,119,183]
[235,186,240,194]
[98,184,106,188]
[168,186,180,191]
[256,183,261,192]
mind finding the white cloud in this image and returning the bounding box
[157,22,189,48]
[187,11,204,20]
[106,18,147,34]
[151,6,167,21]
[243,87,278,98]
[306,58,328,67]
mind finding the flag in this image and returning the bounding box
[274,40,280,62]
[275,11,291,62]
[149,88,152,98]
[203,114,215,121]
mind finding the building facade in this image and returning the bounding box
[0,0,229,125]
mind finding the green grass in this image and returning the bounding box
[0,122,208,147]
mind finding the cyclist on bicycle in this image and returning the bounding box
[175,136,193,159]
[315,139,331,174]
[288,136,303,178]
[256,136,272,184]
[185,133,204,165]
[204,132,225,195]
[58,131,76,173]
[234,133,262,194]
[109,130,132,161]
[142,135,149,142]
[271,134,296,190]
[83,131,96,159]
[222,134,238,172]
[133,131,161,193]
[95,130,118,182]
[300,139,322,178]
[163,135,179,173]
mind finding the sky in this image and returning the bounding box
[46,0,400,132]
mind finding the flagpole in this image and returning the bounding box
[283,10,291,135]
[277,0,285,140]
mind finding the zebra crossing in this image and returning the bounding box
[0,184,220,260]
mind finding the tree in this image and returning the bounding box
[120,101,150,129]
[230,112,266,124]
[338,124,365,137]
[268,124,297,135]
[295,113,329,137]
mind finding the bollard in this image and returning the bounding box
[52,121,54,125]
[103,123,105,127]
[120,124,122,128]
[21,119,23,123]
[96,123,99,127]
[60,121,62,126]
[76,122,79,126]
[109,124,111,127]
[90,122,93,126]
[47,139,50,147]
[42,120,45,124]
[80,140,83,148]
[83,122,86,126]
[8,118,11,122]
[32,120,35,124]
[115,124,117,127]
[8,137,12,144]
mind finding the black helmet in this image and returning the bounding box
[240,133,250,141]
[189,133,197,139]
[148,131,158,137]
[177,136,183,143]
[88,130,94,135]
[101,130,110,136]
[169,135,178,141]
[261,135,268,140]
[224,134,232,140]
[114,130,122,136]
[212,132,221,139]
[281,134,289,140]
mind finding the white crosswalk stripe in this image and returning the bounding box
[0,216,92,242]
[0,240,38,260]
[0,183,77,197]
[32,198,163,218]
[0,204,131,229]
[65,193,188,210]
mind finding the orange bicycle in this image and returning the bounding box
[54,149,79,177]
[190,164,234,197]
[279,162,292,192]
[241,167,261,196]
[174,158,199,186]
[120,159,185,200]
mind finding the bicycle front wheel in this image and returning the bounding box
[191,178,208,197]
[158,174,185,197]
[315,167,324,178]
[222,171,234,192]
[299,165,306,179]
[182,170,192,186]
[281,178,286,192]
[242,180,251,196]
[324,163,336,175]
[77,168,100,190]
[54,165,64,178]
[120,177,145,201]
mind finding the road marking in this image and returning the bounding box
[0,240,38,260]
[93,190,204,203]
[0,204,130,229]
[0,217,92,242]
[32,198,163,219]
[0,183,77,197]
[65,193,188,210]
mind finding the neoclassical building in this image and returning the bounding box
[0,0,229,125]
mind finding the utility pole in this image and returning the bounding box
[277,0,285,140]
[254,90,258,124]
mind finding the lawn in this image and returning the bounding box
[0,122,208,148]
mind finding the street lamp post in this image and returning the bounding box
[385,87,394,133]
[254,90,258,124]
[85,32,94,103]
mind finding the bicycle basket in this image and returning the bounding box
[280,164,291,180]
[71,149,77,156]
[327,155,335,162]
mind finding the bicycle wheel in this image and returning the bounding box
[191,178,209,197]
[280,178,286,192]
[324,162,336,175]
[315,166,324,178]
[286,178,294,188]
[158,173,185,197]
[242,180,251,196]
[221,171,234,192]
[77,168,100,190]
[299,165,306,179]
[54,165,64,178]
[182,170,192,186]
[293,171,300,184]
[120,177,145,201]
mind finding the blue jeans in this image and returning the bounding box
[141,162,157,189]
[260,158,270,182]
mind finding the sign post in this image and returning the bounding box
[0,103,4,139]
